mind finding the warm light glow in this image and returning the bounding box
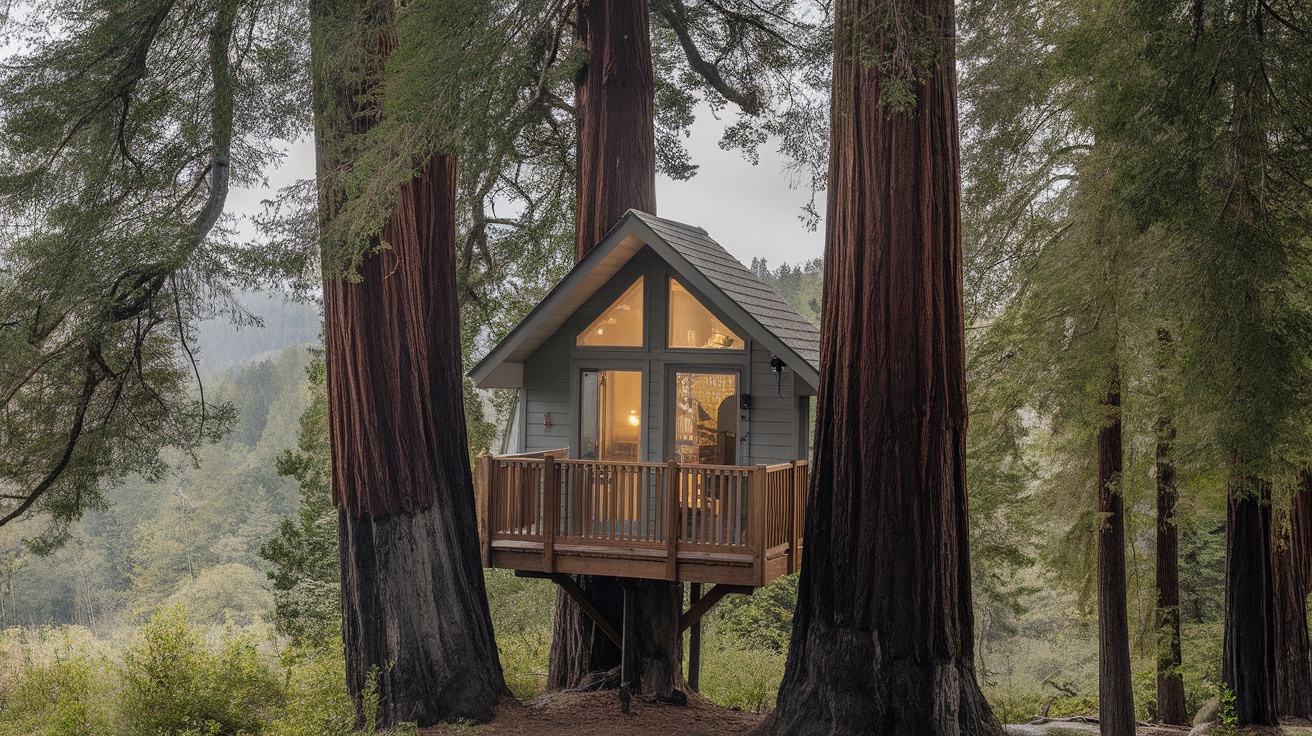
[578,277,644,347]
[668,280,742,349]
[628,410,640,427]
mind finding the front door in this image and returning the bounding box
[671,371,739,465]
[578,369,643,462]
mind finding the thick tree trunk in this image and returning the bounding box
[1273,477,1312,719]
[326,154,508,727]
[549,0,682,699]
[573,0,656,262]
[312,1,507,726]
[1223,478,1278,727]
[756,2,1001,733]
[1154,410,1188,726]
[1097,370,1136,736]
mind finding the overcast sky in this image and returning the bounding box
[225,110,827,272]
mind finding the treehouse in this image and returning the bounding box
[469,210,819,593]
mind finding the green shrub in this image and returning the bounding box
[712,575,797,653]
[1046,695,1098,718]
[0,627,116,736]
[120,604,283,735]
[982,685,1043,724]
[696,644,785,713]
[265,645,356,736]
[483,570,554,698]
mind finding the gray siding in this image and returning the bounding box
[523,331,571,453]
[519,250,805,465]
[746,342,796,465]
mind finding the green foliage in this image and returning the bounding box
[1218,684,1238,731]
[713,574,797,653]
[482,570,554,698]
[749,258,823,324]
[0,627,116,736]
[694,643,785,714]
[260,353,340,648]
[0,0,310,544]
[119,604,283,736]
[264,645,356,736]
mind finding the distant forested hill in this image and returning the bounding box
[196,293,321,374]
[0,345,313,629]
[750,258,823,325]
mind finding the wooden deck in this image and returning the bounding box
[473,454,807,588]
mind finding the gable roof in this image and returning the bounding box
[469,210,821,391]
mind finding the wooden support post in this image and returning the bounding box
[620,582,634,714]
[753,464,767,586]
[787,459,797,574]
[688,582,702,693]
[543,455,557,573]
[475,454,492,567]
[665,460,679,581]
[794,461,807,572]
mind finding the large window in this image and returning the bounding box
[668,280,742,350]
[578,277,644,347]
[672,371,738,465]
[579,370,643,462]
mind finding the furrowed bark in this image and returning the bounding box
[572,0,656,262]
[1097,368,1135,736]
[550,0,683,700]
[756,1,1001,732]
[1273,477,1312,719]
[313,0,507,725]
[1223,478,1278,727]
[1154,409,1187,726]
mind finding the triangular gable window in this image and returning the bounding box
[668,280,742,350]
[577,277,644,347]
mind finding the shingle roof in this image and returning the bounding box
[468,210,821,390]
[630,211,820,369]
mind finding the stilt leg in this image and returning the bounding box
[689,582,702,693]
[620,583,633,714]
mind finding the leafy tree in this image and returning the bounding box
[261,354,340,648]
[0,0,307,548]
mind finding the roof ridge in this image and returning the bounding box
[628,209,710,235]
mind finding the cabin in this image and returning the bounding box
[470,210,818,596]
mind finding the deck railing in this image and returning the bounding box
[473,454,808,587]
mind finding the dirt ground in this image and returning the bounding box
[420,691,763,736]
[421,695,1312,736]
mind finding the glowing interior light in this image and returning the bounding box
[628,410,640,427]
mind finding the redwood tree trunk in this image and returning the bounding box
[572,0,656,262]
[1223,478,1278,727]
[1273,477,1312,719]
[549,0,683,699]
[313,0,506,726]
[1097,370,1135,736]
[756,1,1000,732]
[1154,409,1188,726]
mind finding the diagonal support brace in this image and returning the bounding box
[515,570,623,648]
[679,584,753,632]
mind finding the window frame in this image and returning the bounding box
[665,277,746,352]
[575,275,647,350]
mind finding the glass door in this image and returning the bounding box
[672,371,738,465]
[578,370,643,462]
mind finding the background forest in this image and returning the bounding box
[0,262,1231,733]
[0,0,1306,731]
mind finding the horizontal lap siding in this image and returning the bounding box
[524,333,571,453]
[748,343,797,465]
